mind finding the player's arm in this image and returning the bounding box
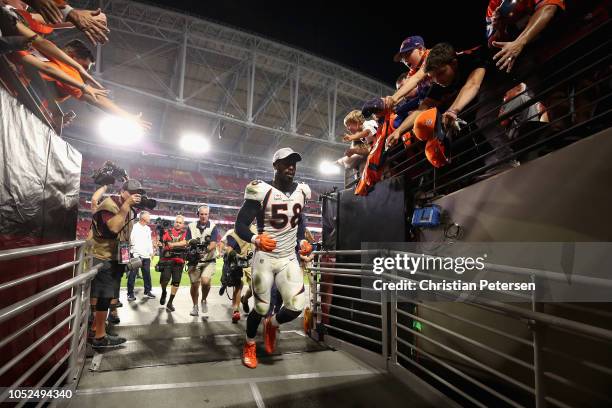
[235,199,260,243]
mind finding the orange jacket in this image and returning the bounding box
[355,111,396,196]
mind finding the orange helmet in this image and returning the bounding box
[425,138,450,168]
[413,107,442,142]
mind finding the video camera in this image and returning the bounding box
[91,161,157,210]
[219,250,253,296]
[92,161,128,186]
[185,235,212,264]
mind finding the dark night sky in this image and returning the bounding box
[146,0,490,86]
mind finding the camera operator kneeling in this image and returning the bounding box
[157,215,188,312]
[88,180,144,348]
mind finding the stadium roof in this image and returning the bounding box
[57,0,393,176]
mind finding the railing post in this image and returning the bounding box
[390,282,398,368]
[380,259,389,366]
[311,252,320,340]
[531,274,546,408]
[66,244,86,384]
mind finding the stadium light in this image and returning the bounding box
[180,133,210,154]
[319,160,341,175]
[98,115,144,145]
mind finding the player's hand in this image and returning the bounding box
[254,233,276,252]
[299,240,313,256]
[342,134,353,142]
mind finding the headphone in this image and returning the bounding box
[196,204,208,217]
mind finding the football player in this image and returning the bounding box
[234,147,313,368]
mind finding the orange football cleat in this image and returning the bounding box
[242,342,258,369]
[264,316,278,354]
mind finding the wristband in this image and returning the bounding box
[446,109,459,117]
[60,5,74,20]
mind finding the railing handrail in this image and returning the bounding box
[0,265,99,324]
[0,240,87,262]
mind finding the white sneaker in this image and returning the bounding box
[190,305,199,316]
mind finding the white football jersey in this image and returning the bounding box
[244,180,311,258]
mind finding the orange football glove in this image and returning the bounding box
[299,239,313,256]
[255,233,276,252]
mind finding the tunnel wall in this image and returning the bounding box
[0,87,81,387]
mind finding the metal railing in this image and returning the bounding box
[0,240,101,406]
[309,249,612,408]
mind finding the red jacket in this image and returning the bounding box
[161,228,187,264]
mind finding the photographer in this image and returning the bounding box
[186,205,219,316]
[158,215,188,312]
[88,179,144,348]
[220,225,255,323]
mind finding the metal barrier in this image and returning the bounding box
[310,249,612,408]
[0,240,101,407]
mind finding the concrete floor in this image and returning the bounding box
[70,286,451,408]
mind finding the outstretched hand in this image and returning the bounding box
[492,40,524,73]
[67,8,110,45]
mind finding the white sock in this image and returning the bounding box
[245,335,256,344]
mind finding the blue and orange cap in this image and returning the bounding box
[393,36,425,62]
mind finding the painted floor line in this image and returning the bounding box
[76,369,375,395]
